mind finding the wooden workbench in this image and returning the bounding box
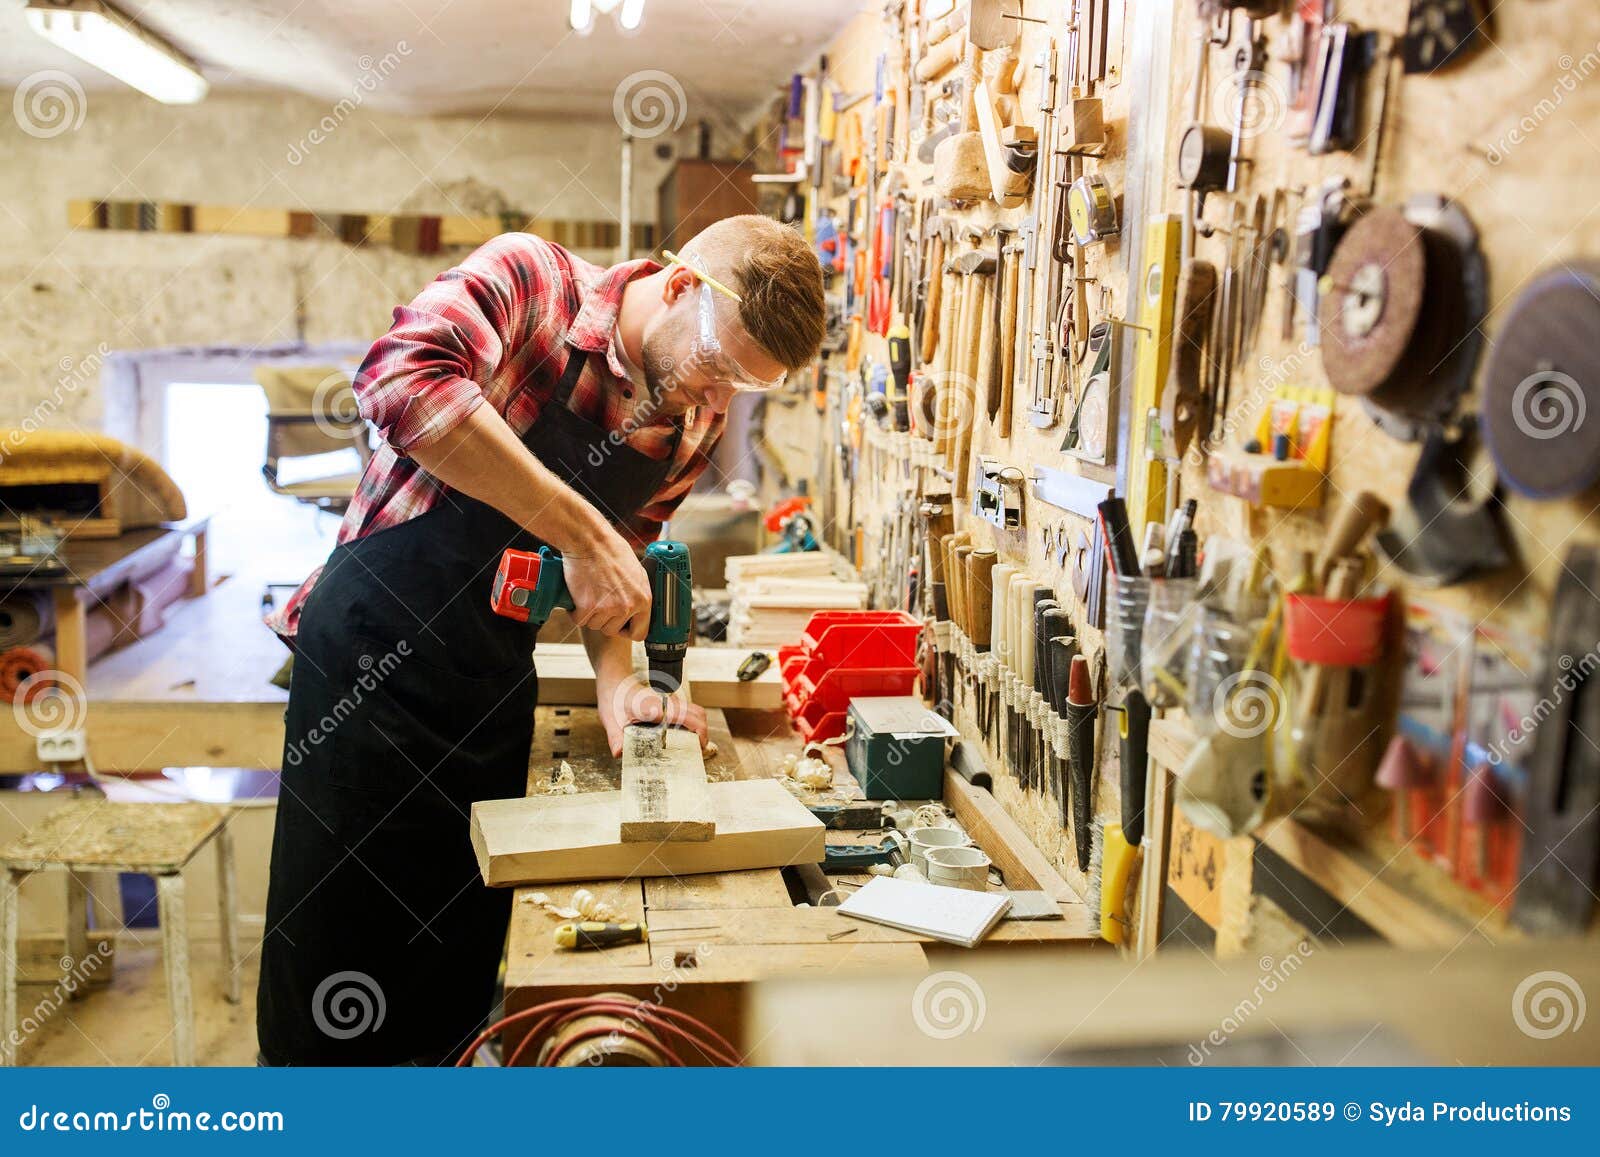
[501,705,1105,1061]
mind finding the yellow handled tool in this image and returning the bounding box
[554,921,648,951]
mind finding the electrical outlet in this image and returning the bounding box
[36,729,87,764]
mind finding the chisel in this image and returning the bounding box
[988,563,1017,752]
[1066,654,1099,872]
[966,550,997,736]
[1012,576,1039,790]
[1048,634,1078,828]
[1033,595,1062,794]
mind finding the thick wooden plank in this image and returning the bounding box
[943,770,1079,903]
[472,779,824,886]
[619,724,715,843]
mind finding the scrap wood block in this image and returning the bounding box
[471,779,824,887]
[619,723,715,843]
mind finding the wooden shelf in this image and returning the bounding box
[1148,718,1516,948]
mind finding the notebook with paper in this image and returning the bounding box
[836,876,1012,947]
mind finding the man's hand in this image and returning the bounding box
[563,526,653,641]
[595,670,709,757]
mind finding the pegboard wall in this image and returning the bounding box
[759,0,1600,953]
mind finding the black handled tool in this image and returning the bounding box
[554,921,648,950]
[1048,635,1078,830]
[1040,606,1071,801]
[1118,689,1153,846]
[1032,597,1060,793]
[1065,654,1099,873]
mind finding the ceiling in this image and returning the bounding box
[0,0,865,122]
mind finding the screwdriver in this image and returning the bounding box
[553,921,648,950]
[886,321,911,432]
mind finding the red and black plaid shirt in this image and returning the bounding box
[269,234,724,639]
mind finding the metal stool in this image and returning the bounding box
[1,801,239,1065]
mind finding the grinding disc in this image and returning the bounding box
[1320,195,1484,439]
[1481,261,1600,500]
[1318,207,1429,399]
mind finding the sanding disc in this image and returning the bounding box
[1482,262,1600,499]
[1318,207,1429,399]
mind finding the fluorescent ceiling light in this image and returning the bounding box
[619,0,645,31]
[26,0,208,104]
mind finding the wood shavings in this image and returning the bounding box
[781,749,832,791]
[544,761,577,795]
[911,804,953,829]
[519,888,620,922]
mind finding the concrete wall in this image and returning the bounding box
[0,89,674,434]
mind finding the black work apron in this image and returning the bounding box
[257,346,682,1066]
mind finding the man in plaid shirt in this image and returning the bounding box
[258,215,826,1065]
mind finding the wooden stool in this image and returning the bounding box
[0,801,239,1066]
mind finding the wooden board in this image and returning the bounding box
[619,724,715,843]
[471,778,824,886]
[532,643,780,709]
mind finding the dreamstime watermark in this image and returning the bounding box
[13,70,87,139]
[911,970,987,1039]
[1509,368,1586,442]
[1212,70,1287,141]
[586,943,718,1064]
[1188,941,1316,1065]
[613,70,687,139]
[1484,42,1600,164]
[2,941,112,1062]
[17,1094,283,1133]
[282,642,410,767]
[1189,340,1315,466]
[1512,970,1586,1040]
[286,42,413,165]
[1,343,111,464]
[12,670,88,738]
[312,970,387,1039]
[1484,642,1600,766]
[1211,669,1285,740]
[310,369,364,439]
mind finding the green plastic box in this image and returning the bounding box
[844,696,958,800]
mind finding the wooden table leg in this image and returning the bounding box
[188,525,208,598]
[156,873,195,1066]
[65,870,89,998]
[1,869,26,1066]
[50,588,87,689]
[215,825,241,1004]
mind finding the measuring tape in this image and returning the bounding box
[1067,173,1119,246]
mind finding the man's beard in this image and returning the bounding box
[639,326,693,416]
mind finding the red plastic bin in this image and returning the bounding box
[787,665,919,716]
[798,610,923,667]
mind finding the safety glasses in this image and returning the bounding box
[662,249,787,392]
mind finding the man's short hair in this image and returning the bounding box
[681,215,826,373]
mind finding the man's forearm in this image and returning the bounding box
[407,403,612,553]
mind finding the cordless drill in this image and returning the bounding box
[490,539,693,694]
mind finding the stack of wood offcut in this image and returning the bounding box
[725,552,867,647]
